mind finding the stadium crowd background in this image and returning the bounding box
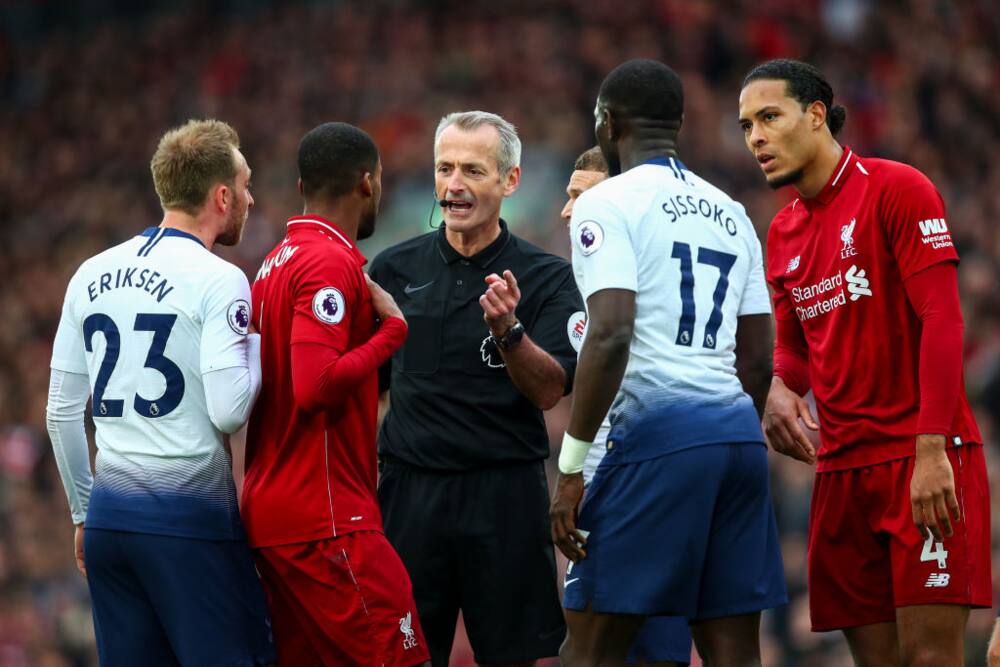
[0,0,998,664]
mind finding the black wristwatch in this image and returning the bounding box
[492,321,525,350]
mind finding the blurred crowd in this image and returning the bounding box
[1,0,999,664]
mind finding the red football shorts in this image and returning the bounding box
[254,530,430,666]
[808,444,992,631]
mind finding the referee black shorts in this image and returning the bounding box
[378,457,565,666]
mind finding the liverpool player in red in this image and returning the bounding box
[243,122,429,666]
[738,60,990,666]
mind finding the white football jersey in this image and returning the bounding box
[570,158,770,455]
[50,227,251,538]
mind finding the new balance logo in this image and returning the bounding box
[924,573,950,588]
[786,256,801,273]
[845,265,872,301]
[918,218,948,237]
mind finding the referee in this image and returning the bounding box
[369,111,582,667]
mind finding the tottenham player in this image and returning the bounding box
[739,60,990,666]
[561,145,691,667]
[551,59,786,667]
[45,120,274,666]
[243,122,428,666]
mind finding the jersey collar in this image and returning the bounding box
[803,146,857,209]
[139,226,206,247]
[640,155,689,182]
[437,218,511,268]
[286,215,367,265]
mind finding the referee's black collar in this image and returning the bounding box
[436,219,512,268]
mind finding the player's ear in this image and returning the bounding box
[359,172,374,199]
[502,165,520,198]
[605,107,626,143]
[297,178,305,198]
[214,182,230,214]
[808,101,827,132]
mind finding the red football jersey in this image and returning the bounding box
[243,216,386,547]
[766,148,981,472]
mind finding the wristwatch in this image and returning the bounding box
[492,321,525,350]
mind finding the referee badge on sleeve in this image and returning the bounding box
[576,221,604,256]
[312,287,346,324]
[227,299,251,335]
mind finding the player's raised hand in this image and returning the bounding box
[74,523,86,576]
[910,434,961,541]
[480,270,520,337]
[365,275,406,324]
[763,376,818,464]
[550,472,587,563]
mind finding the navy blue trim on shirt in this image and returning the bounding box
[137,227,206,256]
[642,156,689,183]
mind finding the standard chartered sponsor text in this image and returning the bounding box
[792,271,848,321]
[791,272,842,303]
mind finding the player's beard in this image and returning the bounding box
[358,198,378,240]
[767,167,804,190]
[217,205,247,246]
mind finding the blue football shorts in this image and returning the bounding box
[563,441,787,620]
[84,528,275,667]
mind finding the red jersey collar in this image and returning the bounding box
[802,146,857,209]
[286,215,367,265]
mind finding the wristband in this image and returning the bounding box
[558,432,591,475]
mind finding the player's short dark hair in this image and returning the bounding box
[742,59,847,136]
[574,146,607,173]
[298,122,379,200]
[598,59,683,125]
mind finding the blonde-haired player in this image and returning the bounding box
[46,119,274,667]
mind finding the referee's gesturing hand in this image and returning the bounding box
[480,269,520,334]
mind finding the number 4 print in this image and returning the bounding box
[670,242,737,349]
[920,534,948,569]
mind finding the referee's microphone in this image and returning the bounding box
[428,193,447,229]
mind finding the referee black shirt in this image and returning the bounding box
[369,220,584,471]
